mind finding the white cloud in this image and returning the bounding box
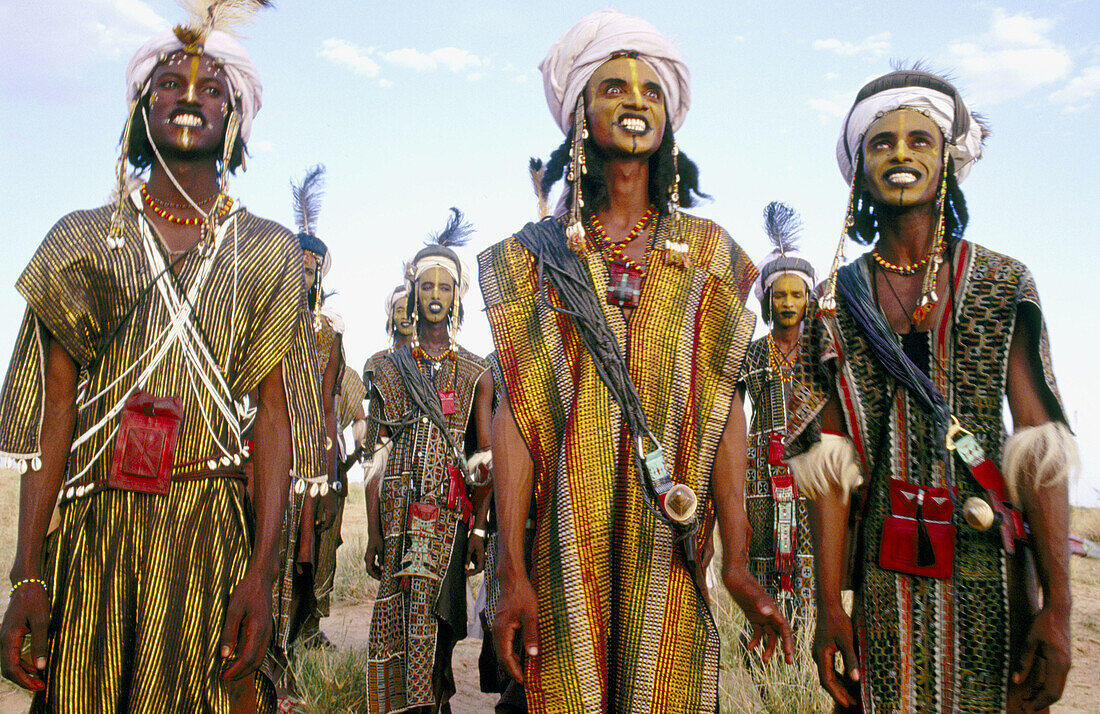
[377,46,486,73]
[318,38,381,78]
[812,32,890,58]
[0,0,165,95]
[1049,65,1100,112]
[808,97,849,119]
[947,9,1071,106]
[824,72,840,81]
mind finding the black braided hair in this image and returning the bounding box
[540,124,708,216]
[848,152,969,246]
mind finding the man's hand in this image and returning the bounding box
[364,535,383,580]
[812,601,860,708]
[314,491,336,532]
[465,531,485,575]
[0,583,50,690]
[722,565,794,664]
[492,575,539,683]
[1012,604,1071,711]
[218,570,274,681]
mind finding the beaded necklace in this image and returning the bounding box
[141,183,232,226]
[586,206,656,308]
[767,335,798,386]
[871,236,945,275]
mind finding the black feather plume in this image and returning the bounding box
[291,164,326,235]
[429,207,474,248]
[762,201,802,255]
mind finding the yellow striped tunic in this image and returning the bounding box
[479,213,757,714]
[0,196,325,713]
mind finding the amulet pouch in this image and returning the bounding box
[107,390,184,495]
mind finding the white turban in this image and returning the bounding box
[540,9,690,134]
[125,29,263,143]
[409,255,470,299]
[754,251,816,302]
[837,73,984,185]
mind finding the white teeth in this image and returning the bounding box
[888,171,918,185]
[170,113,202,128]
[620,117,647,133]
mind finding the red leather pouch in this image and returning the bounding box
[446,464,473,524]
[107,391,184,496]
[879,480,955,579]
[767,431,786,466]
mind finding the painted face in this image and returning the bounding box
[584,55,667,159]
[861,108,944,207]
[416,266,455,324]
[769,273,808,329]
[302,250,319,291]
[146,51,230,155]
[392,301,415,337]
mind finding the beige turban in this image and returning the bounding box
[125,29,263,143]
[837,70,985,185]
[540,9,690,134]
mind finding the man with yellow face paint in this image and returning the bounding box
[739,203,818,638]
[361,283,414,580]
[364,209,493,714]
[785,69,1077,713]
[479,10,792,713]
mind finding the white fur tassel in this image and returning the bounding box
[1002,422,1079,508]
[787,433,863,503]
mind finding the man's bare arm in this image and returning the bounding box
[1,336,77,689]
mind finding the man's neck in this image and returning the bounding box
[418,319,451,356]
[874,201,939,266]
[770,323,802,353]
[146,158,220,206]
[595,158,651,237]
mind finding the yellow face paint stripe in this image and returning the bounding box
[186,55,199,103]
[628,58,642,104]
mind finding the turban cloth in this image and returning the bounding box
[408,252,470,299]
[125,29,263,143]
[837,71,984,184]
[754,251,816,302]
[298,233,332,277]
[539,9,691,134]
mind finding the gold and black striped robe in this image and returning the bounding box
[0,194,325,713]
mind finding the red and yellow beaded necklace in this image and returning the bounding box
[586,206,656,308]
[141,183,233,226]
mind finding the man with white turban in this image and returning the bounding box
[479,10,793,713]
[785,68,1076,712]
[364,209,494,714]
[0,3,328,711]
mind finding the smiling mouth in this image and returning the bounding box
[884,168,920,186]
[169,111,204,128]
[427,302,444,314]
[399,320,412,328]
[617,116,649,135]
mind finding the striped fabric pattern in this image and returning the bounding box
[479,213,757,714]
[0,199,325,711]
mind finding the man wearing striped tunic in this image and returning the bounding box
[0,8,325,712]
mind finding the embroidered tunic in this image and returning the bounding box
[365,344,488,713]
[0,195,324,713]
[787,242,1066,713]
[479,213,757,714]
[741,336,816,630]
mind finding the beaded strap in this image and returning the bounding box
[8,578,47,599]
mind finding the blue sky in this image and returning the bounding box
[1,0,1098,503]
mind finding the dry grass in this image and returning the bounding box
[1071,506,1100,544]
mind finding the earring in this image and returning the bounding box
[449,296,460,352]
[910,144,951,325]
[818,161,859,318]
[107,97,141,251]
[665,137,691,268]
[565,96,588,254]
